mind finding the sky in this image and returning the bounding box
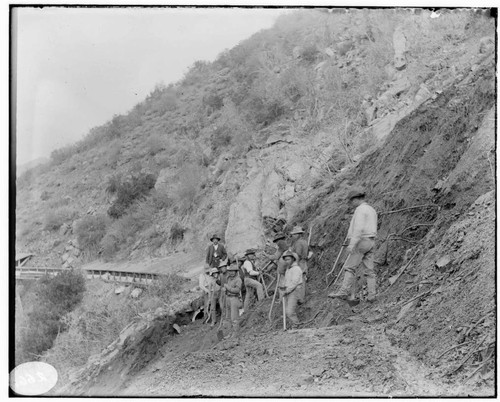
[13,7,285,166]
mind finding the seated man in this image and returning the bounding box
[241,249,264,312]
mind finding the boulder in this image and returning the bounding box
[131,288,143,298]
[292,46,303,59]
[435,255,451,272]
[115,286,126,295]
[261,170,283,221]
[225,173,265,257]
[479,37,494,54]
[336,40,354,56]
[324,47,335,57]
[154,168,176,192]
[393,27,407,70]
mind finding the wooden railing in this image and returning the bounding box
[15,266,164,284]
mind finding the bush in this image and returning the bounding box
[170,222,185,243]
[17,270,86,364]
[74,215,107,251]
[43,206,77,231]
[172,164,203,215]
[107,172,157,219]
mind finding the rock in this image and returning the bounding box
[131,288,143,298]
[310,367,325,377]
[336,40,353,56]
[225,172,266,256]
[173,324,181,334]
[396,300,416,323]
[435,255,451,271]
[62,253,70,262]
[298,374,314,385]
[314,61,328,73]
[115,286,126,295]
[154,168,176,192]
[414,84,432,106]
[292,46,303,59]
[353,359,366,369]
[479,37,494,54]
[324,47,335,57]
[393,26,407,70]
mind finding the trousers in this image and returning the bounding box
[225,296,240,332]
[203,290,220,323]
[339,238,376,297]
[243,277,264,311]
[284,286,301,324]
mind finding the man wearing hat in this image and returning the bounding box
[242,249,264,312]
[223,261,243,337]
[265,233,289,276]
[329,187,378,302]
[280,250,303,327]
[206,234,227,269]
[216,260,229,315]
[199,266,221,325]
[290,226,309,302]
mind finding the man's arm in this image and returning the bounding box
[220,244,227,261]
[225,277,242,294]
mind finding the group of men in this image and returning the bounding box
[199,187,378,334]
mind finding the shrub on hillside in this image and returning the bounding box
[17,270,86,364]
[74,215,107,251]
[43,206,77,231]
[107,172,157,219]
[172,164,203,215]
[170,222,185,243]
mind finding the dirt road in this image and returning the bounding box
[116,313,485,397]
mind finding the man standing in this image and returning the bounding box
[290,226,309,302]
[216,260,229,317]
[199,266,220,324]
[280,250,303,328]
[328,188,378,303]
[242,249,264,312]
[223,261,243,337]
[265,232,289,276]
[206,234,227,269]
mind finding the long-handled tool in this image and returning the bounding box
[325,235,348,287]
[205,286,213,324]
[268,273,281,321]
[282,291,287,331]
[326,253,350,290]
[259,272,270,298]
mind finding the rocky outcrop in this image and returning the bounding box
[60,290,205,395]
[225,172,265,256]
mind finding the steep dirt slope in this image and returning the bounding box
[59,41,495,397]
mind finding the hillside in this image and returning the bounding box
[14,8,496,397]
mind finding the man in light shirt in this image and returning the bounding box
[242,249,264,312]
[329,188,378,303]
[279,250,303,327]
[199,267,220,325]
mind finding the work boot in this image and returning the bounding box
[328,271,355,299]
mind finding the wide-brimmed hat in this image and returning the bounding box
[227,265,239,271]
[273,233,286,243]
[209,267,219,275]
[347,188,366,200]
[244,248,257,256]
[282,250,298,261]
[210,234,221,241]
[218,260,228,268]
[290,226,305,235]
